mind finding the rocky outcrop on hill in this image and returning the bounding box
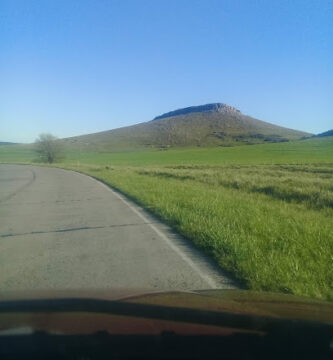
[153,103,240,120]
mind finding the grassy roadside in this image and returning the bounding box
[59,163,333,301]
[1,138,332,300]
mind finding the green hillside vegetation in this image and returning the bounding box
[60,104,310,151]
[1,137,332,300]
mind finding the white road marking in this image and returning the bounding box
[72,169,217,289]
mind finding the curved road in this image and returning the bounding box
[0,165,236,291]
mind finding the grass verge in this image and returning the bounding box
[57,163,332,301]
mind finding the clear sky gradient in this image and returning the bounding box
[1,0,332,143]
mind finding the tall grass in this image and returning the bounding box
[61,163,333,300]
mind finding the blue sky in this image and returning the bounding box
[0,0,332,143]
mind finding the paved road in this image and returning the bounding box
[0,165,236,291]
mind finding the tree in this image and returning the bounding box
[35,133,63,163]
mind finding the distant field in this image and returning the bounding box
[1,138,332,300]
[1,137,332,166]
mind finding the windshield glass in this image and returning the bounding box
[0,0,332,305]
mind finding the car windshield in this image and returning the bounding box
[0,0,332,306]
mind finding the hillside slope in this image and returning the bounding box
[0,142,19,146]
[317,129,333,137]
[61,103,311,151]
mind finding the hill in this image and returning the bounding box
[61,103,311,151]
[317,129,333,137]
[0,142,19,146]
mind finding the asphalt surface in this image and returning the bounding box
[0,164,237,291]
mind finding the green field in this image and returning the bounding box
[1,137,332,166]
[1,137,332,300]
